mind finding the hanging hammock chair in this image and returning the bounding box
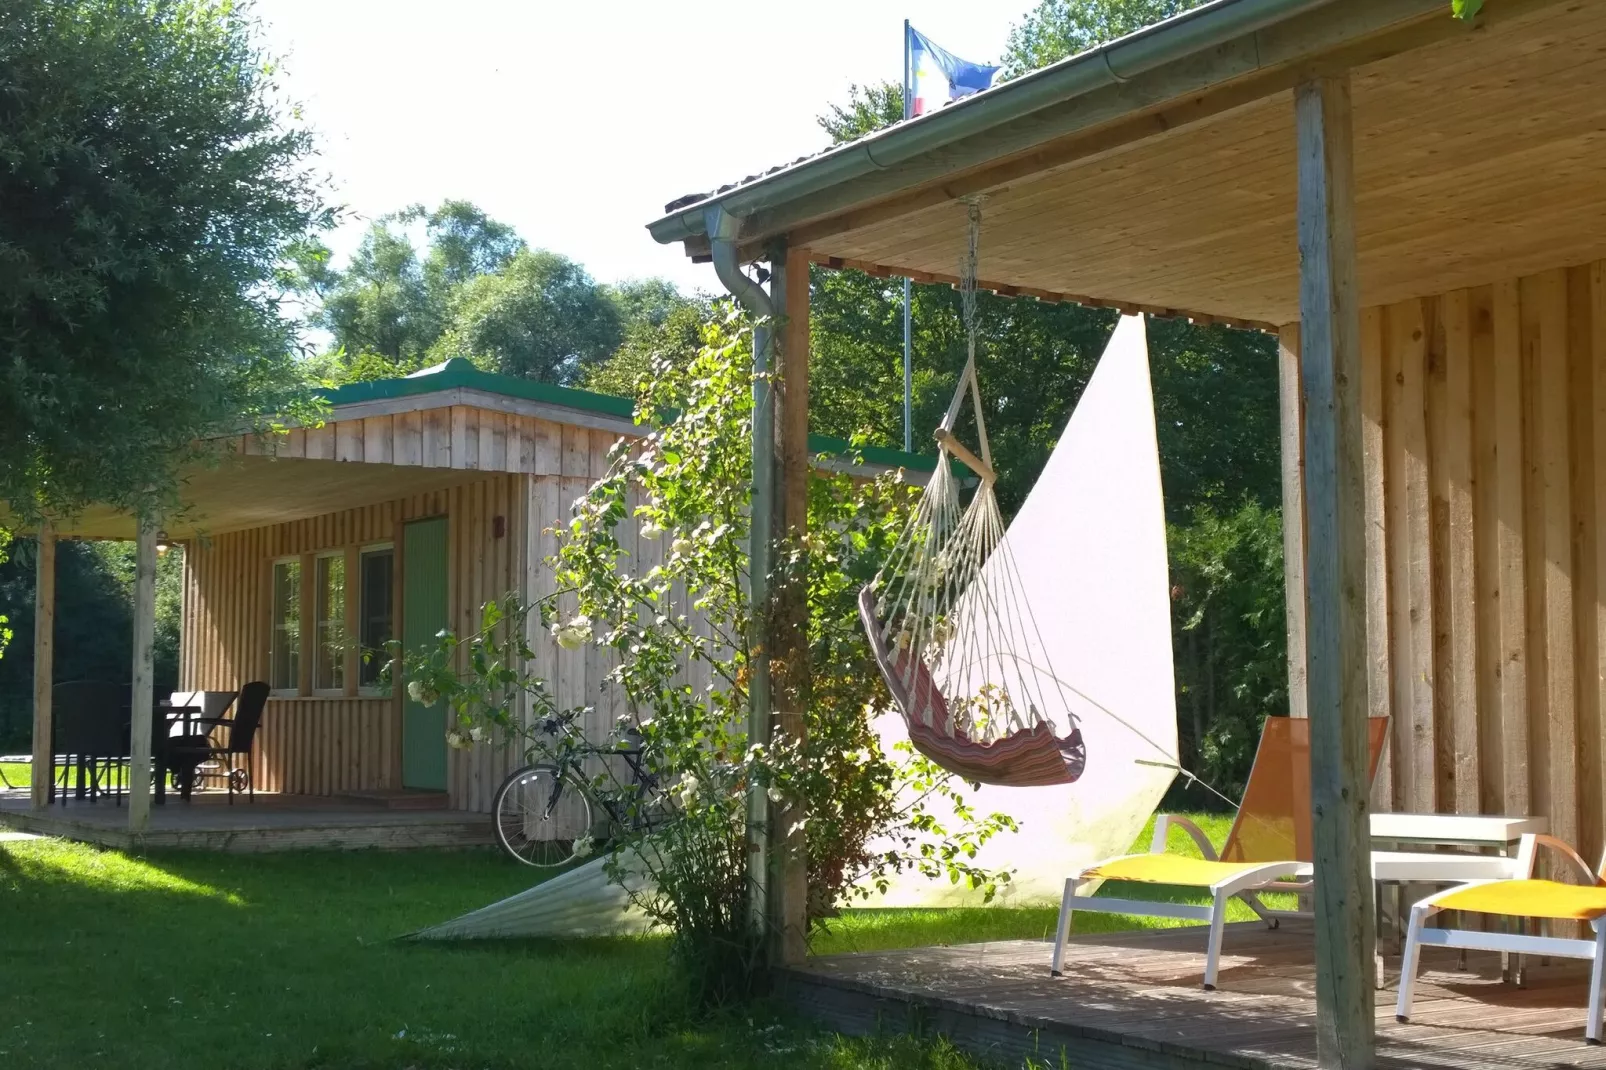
[860,202,1086,789]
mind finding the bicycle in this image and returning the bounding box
[491,715,666,867]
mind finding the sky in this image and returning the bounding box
[255,0,1035,297]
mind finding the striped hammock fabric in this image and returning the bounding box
[860,586,1085,786]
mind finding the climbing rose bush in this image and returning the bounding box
[405,306,1014,1002]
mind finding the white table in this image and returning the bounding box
[1368,812,1550,984]
[1370,812,1549,851]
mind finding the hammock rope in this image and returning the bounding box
[861,200,1088,788]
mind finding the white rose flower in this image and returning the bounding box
[445,730,468,750]
[552,614,592,651]
[572,835,595,859]
[468,724,487,743]
[639,520,664,541]
[676,773,701,808]
[406,679,425,703]
[670,537,693,558]
[767,784,785,805]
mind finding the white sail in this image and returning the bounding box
[412,848,655,941]
[867,313,1178,905]
[418,314,1177,937]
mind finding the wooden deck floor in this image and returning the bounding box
[782,919,1606,1069]
[0,791,495,851]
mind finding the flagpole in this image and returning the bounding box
[901,19,914,454]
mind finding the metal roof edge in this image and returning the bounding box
[319,357,637,421]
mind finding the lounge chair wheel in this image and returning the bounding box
[1269,918,1280,930]
[1050,970,1062,978]
[1588,1038,1601,1047]
[1396,1015,1409,1024]
[1203,984,1215,992]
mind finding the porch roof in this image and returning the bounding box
[650,0,1601,328]
[20,359,938,542]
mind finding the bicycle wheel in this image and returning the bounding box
[493,764,593,867]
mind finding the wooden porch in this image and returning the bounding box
[783,920,1606,1070]
[0,791,494,852]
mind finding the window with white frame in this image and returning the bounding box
[358,545,394,690]
[270,559,302,691]
[314,552,346,693]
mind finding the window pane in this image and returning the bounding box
[271,560,301,690]
[315,555,346,691]
[359,549,394,688]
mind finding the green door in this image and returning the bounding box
[402,516,449,790]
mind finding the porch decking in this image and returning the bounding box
[782,919,1606,1070]
[0,792,495,851]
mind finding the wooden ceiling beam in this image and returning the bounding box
[804,251,1277,333]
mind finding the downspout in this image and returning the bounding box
[705,204,775,939]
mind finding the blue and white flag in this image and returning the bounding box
[907,24,1000,117]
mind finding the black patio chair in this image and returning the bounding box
[50,681,129,805]
[170,682,268,804]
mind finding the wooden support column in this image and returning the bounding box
[128,517,159,832]
[30,525,56,809]
[769,244,812,965]
[1295,74,1374,1069]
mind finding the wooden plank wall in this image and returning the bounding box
[1281,260,1606,862]
[236,405,590,477]
[180,473,529,811]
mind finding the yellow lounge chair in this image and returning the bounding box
[1396,833,1606,1043]
[1051,715,1389,990]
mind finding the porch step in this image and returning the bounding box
[338,790,451,811]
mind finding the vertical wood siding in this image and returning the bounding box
[236,407,595,478]
[1282,260,1606,861]
[180,472,529,811]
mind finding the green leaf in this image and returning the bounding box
[1451,0,1483,20]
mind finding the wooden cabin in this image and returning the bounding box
[646,0,1606,1061]
[16,358,930,819]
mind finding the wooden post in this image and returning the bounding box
[1295,73,1374,1069]
[30,524,56,809]
[770,244,812,964]
[128,517,159,832]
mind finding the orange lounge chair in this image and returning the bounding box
[1051,715,1389,990]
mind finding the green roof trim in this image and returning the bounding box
[318,358,939,472]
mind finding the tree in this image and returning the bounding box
[291,200,524,376]
[292,203,677,389]
[439,249,624,384]
[608,278,695,331]
[0,539,185,749]
[414,200,523,291]
[817,82,904,143]
[1002,0,1204,77]
[0,0,330,523]
[583,298,709,398]
[315,221,436,366]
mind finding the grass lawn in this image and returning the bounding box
[0,759,134,792]
[0,811,1247,1069]
[0,761,31,790]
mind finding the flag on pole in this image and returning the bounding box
[907,25,1000,117]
